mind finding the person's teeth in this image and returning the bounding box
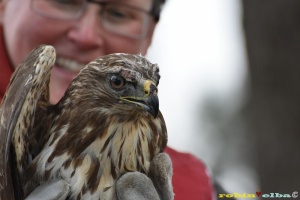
[56,57,85,72]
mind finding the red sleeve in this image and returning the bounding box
[164,146,215,200]
[0,27,14,104]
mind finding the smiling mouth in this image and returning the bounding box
[56,56,86,73]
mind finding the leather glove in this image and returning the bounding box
[25,180,70,200]
[25,153,174,200]
[117,153,174,200]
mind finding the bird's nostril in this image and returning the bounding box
[150,84,157,94]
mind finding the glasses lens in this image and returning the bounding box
[31,0,85,20]
[101,3,150,38]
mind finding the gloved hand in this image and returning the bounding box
[25,153,174,200]
[117,153,174,200]
[25,180,70,200]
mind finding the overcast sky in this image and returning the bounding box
[146,0,255,195]
[147,0,247,155]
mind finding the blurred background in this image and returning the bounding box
[147,0,300,198]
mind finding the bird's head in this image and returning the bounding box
[61,53,161,118]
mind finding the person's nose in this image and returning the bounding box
[67,5,104,50]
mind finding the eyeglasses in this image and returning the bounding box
[30,0,159,39]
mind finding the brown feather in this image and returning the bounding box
[22,53,167,200]
[0,45,55,200]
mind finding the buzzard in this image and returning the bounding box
[0,45,168,200]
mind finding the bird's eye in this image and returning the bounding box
[110,75,125,88]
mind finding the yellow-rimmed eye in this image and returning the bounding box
[110,75,125,88]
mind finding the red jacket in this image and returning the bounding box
[0,29,215,200]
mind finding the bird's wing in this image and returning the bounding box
[0,45,55,200]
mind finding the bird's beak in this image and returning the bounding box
[120,80,159,118]
[143,93,159,118]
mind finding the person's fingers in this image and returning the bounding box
[117,172,160,200]
[25,179,70,200]
[149,153,174,200]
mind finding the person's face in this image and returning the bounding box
[0,0,156,104]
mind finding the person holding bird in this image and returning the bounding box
[0,0,215,199]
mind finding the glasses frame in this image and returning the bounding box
[30,0,159,39]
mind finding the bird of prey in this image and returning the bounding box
[0,45,168,200]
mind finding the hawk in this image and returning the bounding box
[0,45,168,200]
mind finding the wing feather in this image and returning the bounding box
[0,45,55,200]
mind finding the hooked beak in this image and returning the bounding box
[120,80,159,118]
[142,93,159,118]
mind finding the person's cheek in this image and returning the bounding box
[105,36,143,55]
[49,69,74,104]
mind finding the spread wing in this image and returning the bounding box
[0,45,55,200]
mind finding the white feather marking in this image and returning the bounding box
[69,155,92,196]
[91,66,101,71]
[25,74,33,86]
[35,63,41,75]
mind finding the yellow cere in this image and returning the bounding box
[144,80,155,97]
